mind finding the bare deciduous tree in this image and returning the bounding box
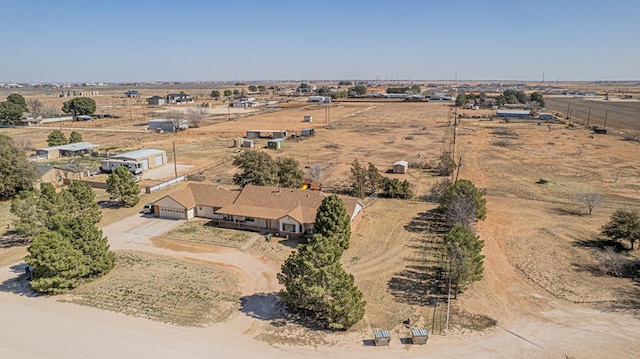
[309,164,324,182]
[574,192,602,215]
[186,107,209,128]
[443,194,477,229]
[13,138,34,151]
[27,98,44,118]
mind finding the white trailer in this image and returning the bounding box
[101,159,143,175]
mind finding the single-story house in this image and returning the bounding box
[153,184,363,235]
[393,160,408,174]
[428,93,453,102]
[166,93,194,104]
[111,149,167,170]
[36,164,63,187]
[147,96,165,106]
[267,138,285,150]
[125,90,140,98]
[36,142,99,160]
[497,109,530,119]
[308,96,331,104]
[153,183,240,220]
[148,118,188,132]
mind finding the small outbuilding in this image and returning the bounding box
[303,115,313,122]
[267,138,286,150]
[308,96,331,104]
[410,328,429,345]
[538,113,554,120]
[300,128,315,137]
[147,96,165,106]
[393,160,408,174]
[148,118,188,132]
[36,142,99,160]
[241,139,254,148]
[373,330,391,346]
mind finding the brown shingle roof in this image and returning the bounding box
[162,183,238,209]
[216,185,361,224]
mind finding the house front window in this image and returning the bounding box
[246,217,255,222]
[282,223,296,233]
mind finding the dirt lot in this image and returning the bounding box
[2,88,640,358]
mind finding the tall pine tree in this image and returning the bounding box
[442,225,485,297]
[313,195,351,250]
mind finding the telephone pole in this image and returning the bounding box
[173,141,178,179]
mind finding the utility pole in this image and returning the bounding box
[455,156,463,182]
[586,106,592,128]
[172,141,178,179]
[451,110,458,182]
[446,262,452,331]
[567,102,571,120]
[604,110,608,130]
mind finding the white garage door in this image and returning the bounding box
[155,155,163,166]
[158,207,185,219]
[141,159,149,170]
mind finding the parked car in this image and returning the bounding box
[142,203,154,214]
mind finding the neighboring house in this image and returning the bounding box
[35,142,99,160]
[111,149,167,171]
[308,96,331,104]
[55,163,92,181]
[36,164,63,187]
[148,118,188,132]
[147,96,165,106]
[125,90,140,98]
[166,93,194,104]
[153,184,363,235]
[428,93,453,102]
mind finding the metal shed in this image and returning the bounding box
[496,109,530,118]
[393,160,408,174]
[267,138,286,150]
[410,328,429,345]
[303,115,313,122]
[373,330,391,346]
[112,149,167,170]
[538,113,553,120]
[300,128,315,137]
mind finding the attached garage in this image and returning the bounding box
[159,207,186,219]
[154,196,189,219]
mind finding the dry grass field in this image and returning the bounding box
[163,219,254,247]
[61,251,241,326]
[546,96,640,132]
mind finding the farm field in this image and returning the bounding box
[1,89,640,358]
[546,96,640,132]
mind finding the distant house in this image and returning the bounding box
[125,90,140,98]
[428,93,454,102]
[393,160,408,174]
[496,109,530,119]
[36,164,62,187]
[153,184,363,235]
[147,96,165,106]
[308,96,331,104]
[75,115,93,121]
[303,116,313,122]
[148,118,188,132]
[166,93,194,104]
[538,113,554,120]
[36,142,99,160]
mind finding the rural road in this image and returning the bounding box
[1,215,639,358]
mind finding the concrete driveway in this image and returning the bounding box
[102,214,184,251]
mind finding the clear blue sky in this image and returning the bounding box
[1,0,638,82]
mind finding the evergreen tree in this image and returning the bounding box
[276,157,304,188]
[366,162,382,194]
[0,134,36,198]
[66,181,102,224]
[59,217,115,279]
[233,150,279,187]
[69,131,83,143]
[62,97,96,116]
[7,93,28,112]
[278,234,365,330]
[442,225,485,297]
[0,100,25,124]
[106,166,140,207]
[439,179,487,221]
[350,158,366,198]
[47,129,68,146]
[313,195,351,250]
[26,231,88,294]
[382,178,413,199]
